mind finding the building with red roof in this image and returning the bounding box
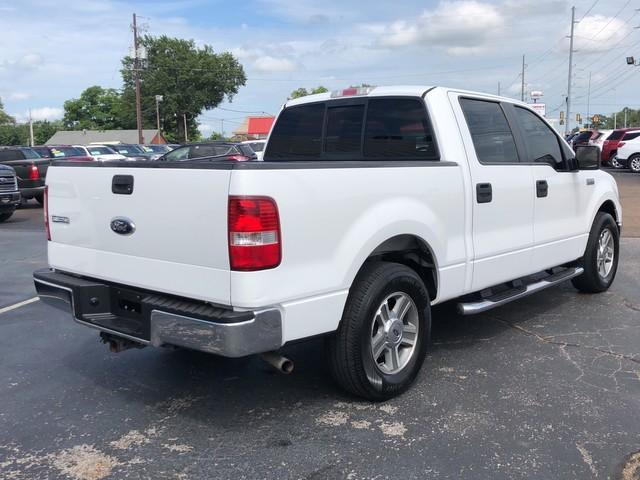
[232,115,275,140]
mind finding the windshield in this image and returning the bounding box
[162,144,238,161]
[50,146,84,157]
[246,142,265,152]
[142,145,170,153]
[21,148,42,159]
[87,146,116,155]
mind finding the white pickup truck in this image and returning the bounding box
[34,86,621,400]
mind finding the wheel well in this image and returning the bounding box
[598,200,618,224]
[366,235,438,300]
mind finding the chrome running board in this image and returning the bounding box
[457,267,584,315]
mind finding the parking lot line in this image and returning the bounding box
[0,297,39,315]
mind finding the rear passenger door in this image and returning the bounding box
[456,96,535,291]
[508,105,589,269]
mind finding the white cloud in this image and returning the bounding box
[368,1,505,55]
[253,56,296,73]
[574,15,630,53]
[15,107,63,122]
[7,92,30,101]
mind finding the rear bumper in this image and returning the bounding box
[20,186,44,198]
[33,269,282,357]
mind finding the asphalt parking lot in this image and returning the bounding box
[1,171,639,480]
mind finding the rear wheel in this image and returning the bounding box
[572,212,619,293]
[629,155,640,174]
[0,211,14,223]
[326,262,431,401]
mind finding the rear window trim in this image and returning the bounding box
[264,95,441,162]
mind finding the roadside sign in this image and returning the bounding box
[560,111,565,121]
[592,114,600,124]
[528,103,546,117]
[576,113,582,123]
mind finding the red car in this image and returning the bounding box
[601,128,639,166]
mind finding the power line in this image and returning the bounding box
[578,0,600,21]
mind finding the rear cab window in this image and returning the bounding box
[264,97,438,161]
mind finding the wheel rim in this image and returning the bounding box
[631,157,640,172]
[596,228,615,278]
[370,292,419,375]
[611,158,621,168]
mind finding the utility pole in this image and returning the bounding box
[133,13,143,144]
[624,107,628,128]
[498,82,501,96]
[28,109,34,147]
[614,112,617,129]
[221,119,224,138]
[565,6,576,135]
[155,95,163,133]
[586,71,591,129]
[183,113,188,143]
[521,55,526,102]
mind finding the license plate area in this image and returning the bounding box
[75,285,150,340]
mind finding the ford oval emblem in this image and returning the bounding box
[110,217,136,235]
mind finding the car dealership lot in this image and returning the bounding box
[1,172,639,480]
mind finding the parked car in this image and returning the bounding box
[615,135,640,173]
[142,144,172,155]
[601,128,639,166]
[0,146,49,204]
[0,164,20,222]
[610,130,640,169]
[569,130,595,150]
[73,145,127,162]
[32,145,93,162]
[158,142,257,162]
[242,140,266,160]
[34,86,621,400]
[105,144,156,161]
[589,129,612,150]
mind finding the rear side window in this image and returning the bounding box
[608,130,625,140]
[460,98,519,164]
[622,132,640,141]
[513,107,563,165]
[265,103,324,159]
[364,98,436,158]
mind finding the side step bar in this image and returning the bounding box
[457,267,584,315]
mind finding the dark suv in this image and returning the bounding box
[158,142,256,162]
[0,164,20,222]
[0,147,49,204]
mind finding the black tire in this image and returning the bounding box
[629,154,640,174]
[572,212,619,293]
[0,211,14,223]
[326,261,431,401]
[610,156,623,169]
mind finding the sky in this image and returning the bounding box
[0,0,638,136]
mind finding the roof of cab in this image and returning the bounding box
[284,85,530,109]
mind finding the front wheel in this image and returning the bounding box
[610,157,623,169]
[572,212,619,293]
[326,262,431,401]
[629,155,640,174]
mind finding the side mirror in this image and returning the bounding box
[575,145,599,170]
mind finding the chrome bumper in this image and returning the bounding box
[33,269,282,358]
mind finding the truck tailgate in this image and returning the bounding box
[46,165,232,305]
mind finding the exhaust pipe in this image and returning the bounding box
[260,351,294,374]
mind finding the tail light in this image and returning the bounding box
[29,165,39,180]
[228,196,281,271]
[44,185,50,241]
[227,154,250,161]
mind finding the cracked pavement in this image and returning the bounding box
[1,172,639,479]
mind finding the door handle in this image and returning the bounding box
[476,183,492,203]
[536,180,548,198]
[112,175,134,195]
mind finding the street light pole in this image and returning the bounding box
[155,95,163,133]
[133,13,144,144]
[565,6,576,136]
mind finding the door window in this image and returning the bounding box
[514,107,564,167]
[460,98,519,164]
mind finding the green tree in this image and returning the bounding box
[289,86,328,99]
[63,86,128,130]
[0,97,16,125]
[207,131,227,141]
[121,35,246,143]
